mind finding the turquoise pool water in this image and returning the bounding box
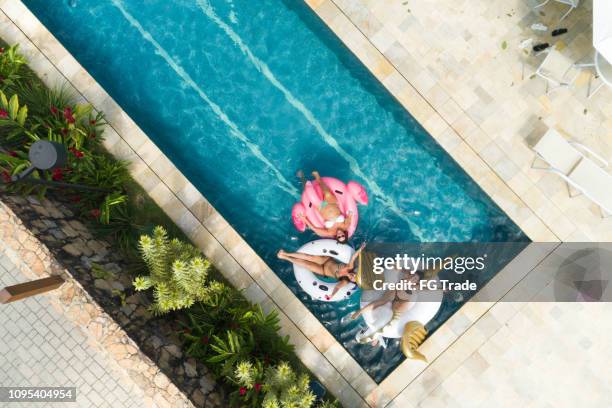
[24,0,528,382]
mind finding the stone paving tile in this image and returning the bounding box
[0,252,146,407]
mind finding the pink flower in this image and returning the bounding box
[50,106,59,115]
[90,208,101,219]
[254,383,262,392]
[239,387,247,396]
[0,109,8,119]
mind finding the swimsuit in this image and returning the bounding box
[324,258,347,279]
[324,215,345,228]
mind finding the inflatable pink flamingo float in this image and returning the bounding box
[291,176,368,237]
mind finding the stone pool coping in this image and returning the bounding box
[0,1,556,407]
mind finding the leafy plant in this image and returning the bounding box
[182,288,294,379]
[133,226,213,314]
[0,44,29,91]
[228,360,316,408]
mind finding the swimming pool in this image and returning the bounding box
[23,0,528,382]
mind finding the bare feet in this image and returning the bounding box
[311,170,320,179]
[277,249,287,260]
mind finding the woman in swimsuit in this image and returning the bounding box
[299,171,352,244]
[277,242,366,298]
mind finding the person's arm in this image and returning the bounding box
[301,214,332,237]
[347,242,366,269]
[329,279,350,299]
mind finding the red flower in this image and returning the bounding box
[200,336,209,344]
[50,106,59,115]
[239,387,247,396]
[61,128,68,135]
[89,119,96,125]
[90,208,101,219]
[70,195,81,203]
[8,151,17,157]
[0,47,4,54]
[254,383,262,392]
[0,109,8,119]
[51,168,63,181]
[89,132,96,139]
[1,170,11,183]
[63,107,75,124]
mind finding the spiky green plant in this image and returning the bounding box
[133,226,212,314]
[262,362,315,408]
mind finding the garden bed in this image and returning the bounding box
[1,40,339,408]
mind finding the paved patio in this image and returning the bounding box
[308,0,612,241]
[0,250,146,408]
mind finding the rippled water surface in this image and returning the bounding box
[24,0,528,382]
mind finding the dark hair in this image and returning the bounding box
[338,276,351,283]
[335,229,348,244]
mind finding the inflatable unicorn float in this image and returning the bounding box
[289,175,442,361]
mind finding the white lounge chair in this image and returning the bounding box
[532,128,612,217]
[535,0,580,21]
[535,48,580,93]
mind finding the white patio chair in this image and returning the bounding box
[535,0,580,21]
[532,128,612,217]
[535,48,580,93]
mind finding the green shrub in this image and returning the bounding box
[182,290,294,375]
[0,44,29,92]
[133,226,214,314]
[229,360,316,408]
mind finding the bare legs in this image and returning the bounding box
[277,250,331,276]
[312,171,336,202]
